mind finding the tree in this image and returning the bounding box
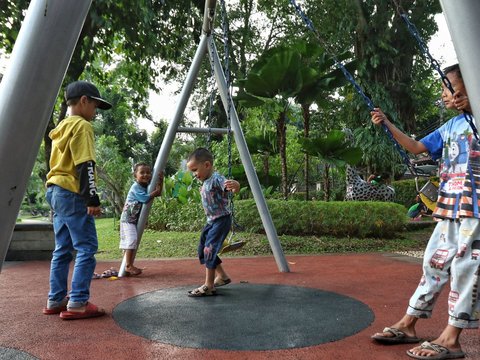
[0,0,206,171]
[95,135,132,216]
[299,130,362,201]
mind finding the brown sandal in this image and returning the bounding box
[187,285,217,297]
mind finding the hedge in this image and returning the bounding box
[149,199,408,238]
[391,178,430,208]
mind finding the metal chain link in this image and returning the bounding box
[206,39,217,149]
[220,0,236,221]
[391,0,479,139]
[289,0,418,175]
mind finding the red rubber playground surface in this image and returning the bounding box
[0,253,479,360]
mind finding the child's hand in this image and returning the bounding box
[453,90,471,112]
[151,171,163,198]
[370,108,388,126]
[225,179,240,193]
[87,206,102,216]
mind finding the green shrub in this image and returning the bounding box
[392,178,430,208]
[149,199,204,231]
[149,199,407,238]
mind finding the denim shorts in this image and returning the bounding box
[198,215,231,269]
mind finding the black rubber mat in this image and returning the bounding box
[0,347,38,360]
[113,284,374,350]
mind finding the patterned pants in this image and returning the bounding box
[407,218,480,329]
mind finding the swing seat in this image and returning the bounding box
[220,239,246,254]
[419,180,439,212]
[220,229,246,254]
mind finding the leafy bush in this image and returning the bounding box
[148,199,407,238]
[149,199,204,231]
[163,170,201,204]
[392,178,430,208]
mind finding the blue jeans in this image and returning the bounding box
[198,215,231,269]
[46,185,98,307]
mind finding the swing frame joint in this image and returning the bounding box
[203,0,217,35]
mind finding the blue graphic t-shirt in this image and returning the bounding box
[200,172,231,224]
[120,182,151,224]
[420,113,480,219]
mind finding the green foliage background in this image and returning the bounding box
[148,199,407,238]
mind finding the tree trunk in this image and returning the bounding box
[302,103,311,200]
[323,164,330,201]
[262,153,270,187]
[277,110,288,199]
[96,166,124,216]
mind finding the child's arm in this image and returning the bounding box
[77,160,102,216]
[149,171,164,198]
[370,108,427,155]
[224,179,240,193]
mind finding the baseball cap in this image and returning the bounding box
[65,80,112,110]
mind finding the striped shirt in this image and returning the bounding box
[421,113,480,219]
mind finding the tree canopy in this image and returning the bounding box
[1,0,447,207]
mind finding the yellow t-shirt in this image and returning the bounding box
[46,115,96,194]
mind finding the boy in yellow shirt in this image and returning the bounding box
[43,81,111,320]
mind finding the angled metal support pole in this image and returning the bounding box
[118,34,209,276]
[0,0,92,272]
[440,1,480,128]
[207,36,290,272]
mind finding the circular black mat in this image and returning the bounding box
[0,347,38,360]
[113,283,374,351]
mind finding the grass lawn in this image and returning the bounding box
[95,217,432,261]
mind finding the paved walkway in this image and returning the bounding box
[0,254,478,360]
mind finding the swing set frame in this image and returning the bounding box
[118,0,290,275]
[1,0,480,273]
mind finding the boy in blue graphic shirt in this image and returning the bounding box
[370,64,479,359]
[119,162,163,275]
[186,148,240,296]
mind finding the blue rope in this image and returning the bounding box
[289,0,417,175]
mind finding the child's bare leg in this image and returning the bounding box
[214,264,230,282]
[205,267,216,289]
[124,249,141,274]
[124,249,135,267]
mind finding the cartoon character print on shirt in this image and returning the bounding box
[440,130,471,194]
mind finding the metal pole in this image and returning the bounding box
[177,127,231,134]
[118,35,208,276]
[0,0,92,272]
[207,37,290,272]
[440,1,480,129]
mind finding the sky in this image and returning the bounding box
[1,13,458,133]
[142,14,458,133]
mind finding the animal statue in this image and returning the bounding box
[342,128,395,202]
[345,166,396,202]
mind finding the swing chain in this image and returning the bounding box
[220,0,236,218]
[391,0,479,140]
[206,42,217,149]
[289,0,417,176]
[289,0,375,111]
[391,0,454,95]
